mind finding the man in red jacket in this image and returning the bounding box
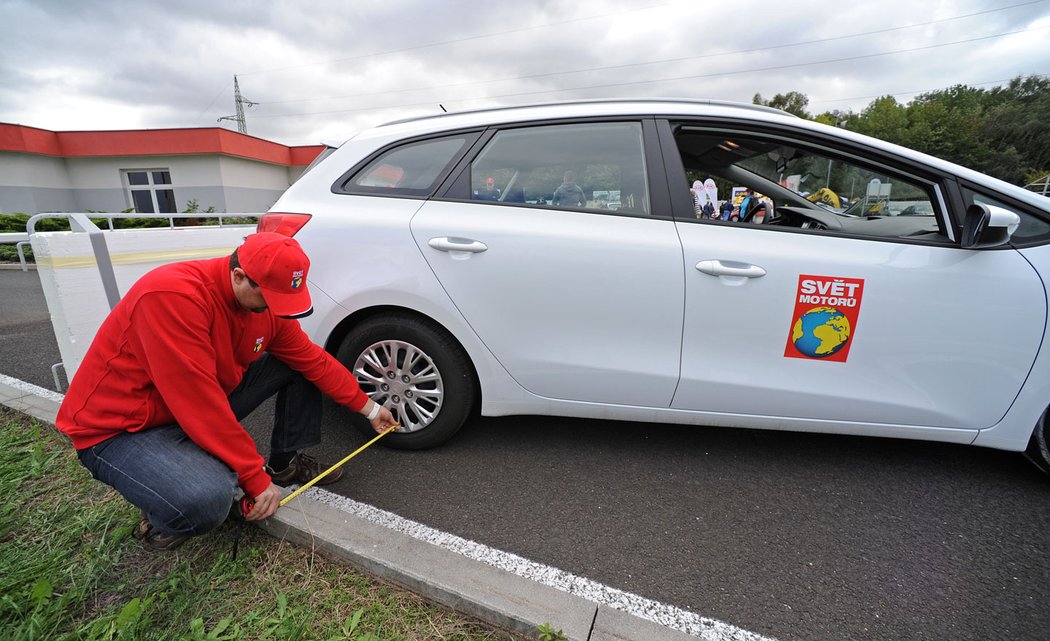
[57,232,397,550]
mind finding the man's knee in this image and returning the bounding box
[151,483,236,536]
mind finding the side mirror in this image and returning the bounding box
[961,203,1020,249]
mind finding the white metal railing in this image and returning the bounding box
[0,232,30,270]
[17,213,257,273]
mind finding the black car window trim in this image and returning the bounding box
[436,128,497,201]
[434,117,675,222]
[662,120,956,246]
[332,129,484,199]
[641,118,674,220]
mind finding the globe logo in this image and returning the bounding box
[791,306,851,358]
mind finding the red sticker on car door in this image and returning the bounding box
[784,275,864,363]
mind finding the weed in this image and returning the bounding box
[536,622,569,641]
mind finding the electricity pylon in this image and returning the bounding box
[217,75,256,134]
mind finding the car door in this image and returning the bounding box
[663,121,1045,431]
[410,120,685,407]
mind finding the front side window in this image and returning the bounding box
[970,190,1050,247]
[469,122,650,215]
[124,169,176,213]
[671,125,946,242]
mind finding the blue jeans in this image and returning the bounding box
[76,354,322,536]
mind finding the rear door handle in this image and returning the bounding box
[428,237,488,253]
[695,259,766,278]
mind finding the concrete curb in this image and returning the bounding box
[259,494,603,639]
[0,375,764,641]
[0,374,61,423]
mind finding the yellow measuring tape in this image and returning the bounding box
[278,424,399,508]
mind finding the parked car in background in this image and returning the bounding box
[262,99,1050,474]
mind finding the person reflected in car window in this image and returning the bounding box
[719,198,734,221]
[474,176,501,201]
[552,171,586,208]
[738,188,762,222]
[690,180,704,217]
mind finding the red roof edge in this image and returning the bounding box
[0,123,63,155]
[0,123,324,167]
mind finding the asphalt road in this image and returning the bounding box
[4,266,1049,641]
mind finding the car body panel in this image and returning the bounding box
[411,200,684,406]
[973,243,1050,449]
[672,222,1044,429]
[288,195,532,411]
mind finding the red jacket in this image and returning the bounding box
[56,256,369,497]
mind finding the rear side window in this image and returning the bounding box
[341,134,475,197]
[467,122,650,215]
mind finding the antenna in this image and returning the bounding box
[217,75,257,134]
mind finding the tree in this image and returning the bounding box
[753,91,811,118]
[752,75,1050,185]
[903,84,991,170]
[813,109,849,128]
[845,96,909,145]
[980,76,1050,184]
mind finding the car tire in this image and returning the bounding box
[335,313,475,450]
[1024,407,1050,477]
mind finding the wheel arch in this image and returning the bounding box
[1024,404,1050,476]
[323,304,482,416]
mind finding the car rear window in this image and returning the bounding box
[340,134,476,197]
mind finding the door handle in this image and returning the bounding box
[695,259,766,278]
[428,237,488,253]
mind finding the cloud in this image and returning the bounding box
[1,0,1047,144]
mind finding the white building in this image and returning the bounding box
[0,123,324,214]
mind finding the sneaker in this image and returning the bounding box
[132,510,190,551]
[268,452,344,486]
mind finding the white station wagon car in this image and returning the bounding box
[263,99,1050,473]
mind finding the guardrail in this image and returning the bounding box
[7,213,257,273]
[27,213,256,305]
[0,232,31,271]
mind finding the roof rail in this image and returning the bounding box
[377,98,794,128]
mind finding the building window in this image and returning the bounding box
[124,169,176,213]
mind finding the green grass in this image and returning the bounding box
[0,407,523,641]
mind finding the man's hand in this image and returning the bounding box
[370,404,398,434]
[244,483,282,521]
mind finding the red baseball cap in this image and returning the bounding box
[237,232,313,318]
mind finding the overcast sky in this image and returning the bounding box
[2,0,1048,146]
